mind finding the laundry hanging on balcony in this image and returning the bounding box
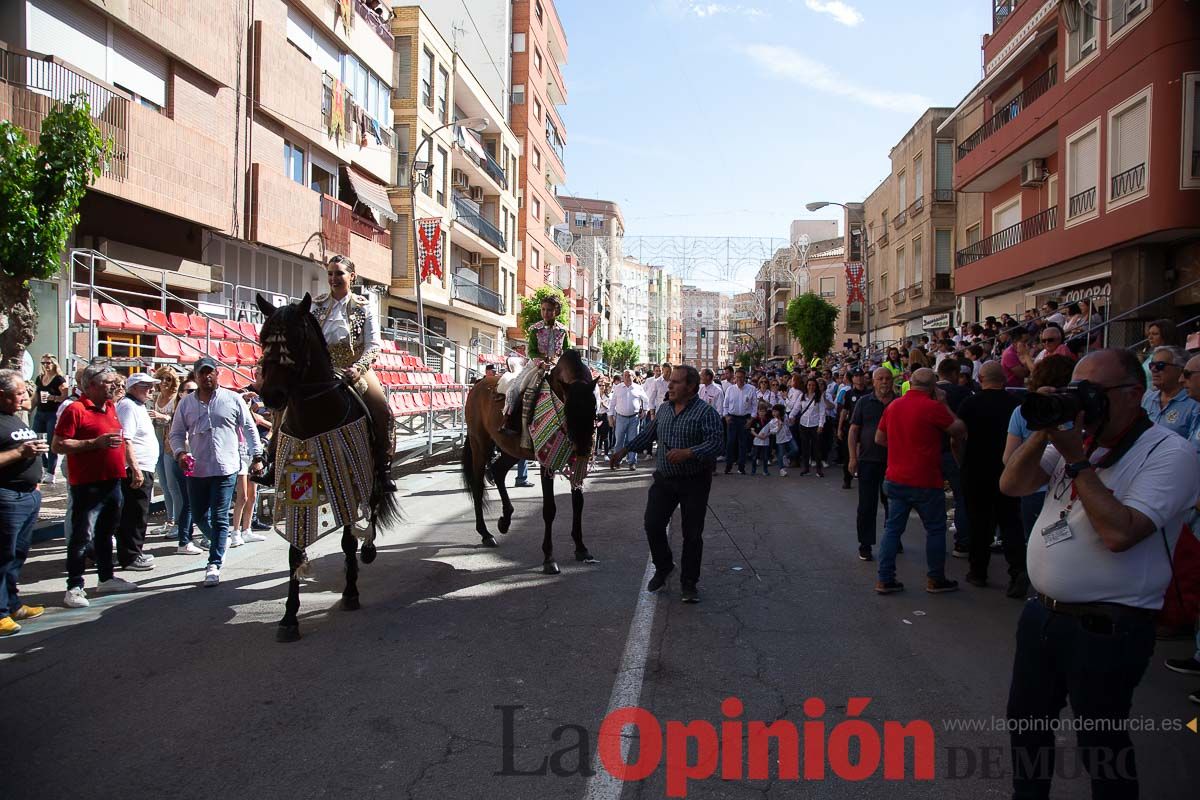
[344,167,397,223]
[417,219,444,281]
[329,79,347,143]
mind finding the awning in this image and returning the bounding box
[344,167,397,222]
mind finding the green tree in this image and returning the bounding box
[785,293,840,363]
[0,95,109,369]
[601,339,640,373]
[517,285,570,331]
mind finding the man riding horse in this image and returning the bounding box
[311,255,395,491]
[501,295,570,436]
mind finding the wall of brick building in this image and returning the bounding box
[248,162,323,261]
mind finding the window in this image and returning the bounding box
[965,224,980,247]
[1067,0,1098,73]
[395,124,410,186]
[574,211,587,227]
[591,214,604,230]
[512,84,525,105]
[286,6,315,57]
[1066,121,1100,221]
[1110,0,1150,40]
[912,236,923,284]
[819,276,836,298]
[310,155,336,196]
[436,146,447,206]
[896,246,906,289]
[534,48,543,74]
[512,32,526,53]
[880,272,889,297]
[438,67,449,122]
[531,246,541,276]
[532,147,542,171]
[935,230,953,275]
[897,171,907,207]
[935,140,954,194]
[1184,73,1200,188]
[993,196,1022,237]
[532,197,541,221]
[533,98,542,121]
[421,48,434,109]
[283,140,305,185]
[1108,88,1150,206]
[393,36,412,99]
[535,1,545,24]
[913,155,924,201]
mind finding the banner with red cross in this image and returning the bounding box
[845,261,866,305]
[416,218,443,281]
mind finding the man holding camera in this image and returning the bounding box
[1000,348,1200,798]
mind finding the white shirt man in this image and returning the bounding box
[116,377,160,475]
[610,377,649,418]
[645,367,671,411]
[116,373,162,572]
[721,378,758,417]
[698,374,723,410]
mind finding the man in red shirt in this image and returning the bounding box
[873,368,967,594]
[52,363,142,608]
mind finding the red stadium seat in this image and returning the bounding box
[167,312,191,336]
[188,314,225,339]
[236,342,258,364]
[238,321,259,341]
[155,337,183,360]
[178,338,204,363]
[217,341,240,364]
[73,297,99,325]
[124,307,151,333]
[217,369,237,389]
[145,309,170,333]
[98,303,132,330]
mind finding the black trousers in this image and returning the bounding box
[855,461,888,547]
[797,425,821,472]
[644,471,712,586]
[67,479,123,590]
[118,470,154,567]
[838,436,852,485]
[965,476,1025,580]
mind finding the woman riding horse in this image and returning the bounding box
[501,295,570,436]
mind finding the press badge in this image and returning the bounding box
[1040,516,1073,547]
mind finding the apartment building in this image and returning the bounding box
[942,0,1200,343]
[549,254,595,354]
[681,288,731,371]
[388,6,521,360]
[510,0,569,301]
[620,257,652,361]
[756,237,852,357]
[562,195,625,344]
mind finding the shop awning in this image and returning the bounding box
[345,167,397,223]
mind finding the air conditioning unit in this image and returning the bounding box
[1020,159,1048,187]
[467,252,482,267]
[469,185,485,202]
[451,168,469,190]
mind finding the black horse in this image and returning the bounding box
[255,293,400,641]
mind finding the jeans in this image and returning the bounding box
[724,415,750,470]
[855,461,887,547]
[965,476,1025,581]
[31,408,59,475]
[750,445,771,474]
[1020,491,1046,543]
[775,439,798,468]
[188,473,238,567]
[66,479,123,590]
[613,415,640,466]
[644,471,712,586]
[515,459,529,484]
[0,487,40,616]
[168,456,194,545]
[941,451,968,550]
[118,470,154,567]
[155,448,183,528]
[878,480,948,584]
[1007,598,1155,799]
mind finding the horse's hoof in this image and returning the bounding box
[575,551,599,564]
[497,517,511,535]
[360,544,377,564]
[543,561,560,575]
[276,624,301,643]
[341,595,360,611]
[482,535,499,548]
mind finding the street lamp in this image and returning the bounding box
[806,200,870,354]
[409,116,490,364]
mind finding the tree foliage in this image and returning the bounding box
[785,293,840,362]
[517,285,570,332]
[0,95,109,369]
[601,339,640,373]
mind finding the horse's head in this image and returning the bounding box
[550,349,597,458]
[254,293,332,410]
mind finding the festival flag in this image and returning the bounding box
[329,79,346,143]
[845,261,866,305]
[416,218,444,281]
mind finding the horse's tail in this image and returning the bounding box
[370,469,402,532]
[461,435,490,511]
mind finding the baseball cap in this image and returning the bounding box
[194,356,219,373]
[125,372,160,390]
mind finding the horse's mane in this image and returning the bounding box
[262,300,334,371]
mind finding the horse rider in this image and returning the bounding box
[311,255,396,491]
[501,295,569,436]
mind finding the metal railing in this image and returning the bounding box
[877,231,889,247]
[482,149,507,189]
[354,0,394,44]
[1068,186,1097,218]
[993,0,1021,30]
[893,210,908,229]
[0,45,130,180]
[909,196,925,216]
[933,188,954,202]
[451,272,505,315]
[320,195,352,255]
[908,283,924,298]
[545,118,566,164]
[956,206,1057,267]
[892,290,907,304]
[958,64,1057,160]
[1111,163,1146,200]
[452,195,506,251]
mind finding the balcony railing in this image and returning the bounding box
[892,290,907,305]
[893,210,908,229]
[877,231,889,247]
[956,206,1057,267]
[1068,186,1097,218]
[354,0,394,45]
[482,149,507,189]
[934,274,952,291]
[1111,163,1146,200]
[933,188,954,203]
[545,119,566,164]
[350,212,391,247]
[0,45,130,180]
[876,297,891,312]
[958,64,1057,160]
[993,0,1021,31]
[453,194,506,251]
[452,272,505,315]
[908,283,924,298]
[321,195,351,255]
[909,196,925,217]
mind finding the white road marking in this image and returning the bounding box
[582,556,660,800]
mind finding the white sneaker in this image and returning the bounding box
[228,531,245,548]
[126,553,155,571]
[46,473,57,485]
[63,587,89,608]
[97,576,138,593]
[176,542,203,555]
[203,564,221,587]
[241,530,267,543]
[780,468,789,477]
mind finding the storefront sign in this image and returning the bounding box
[922,312,952,331]
[1059,280,1111,305]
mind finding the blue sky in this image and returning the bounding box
[555,0,990,245]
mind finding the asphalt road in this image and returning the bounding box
[2,458,1197,800]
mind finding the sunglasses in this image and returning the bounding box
[1039,337,1060,344]
[1148,361,1178,372]
[181,388,195,394]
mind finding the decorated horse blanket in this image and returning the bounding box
[527,387,589,488]
[273,416,375,555]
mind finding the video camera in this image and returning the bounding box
[1020,380,1109,431]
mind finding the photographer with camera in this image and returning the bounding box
[999,348,1200,798]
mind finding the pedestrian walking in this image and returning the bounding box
[0,370,47,636]
[610,366,724,603]
[31,354,67,483]
[848,368,895,561]
[609,369,648,470]
[116,373,161,572]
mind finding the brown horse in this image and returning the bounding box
[462,348,598,574]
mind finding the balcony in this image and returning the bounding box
[354,0,394,45]
[908,283,924,299]
[453,194,505,252]
[993,0,1022,31]
[876,231,889,248]
[908,196,925,218]
[452,272,505,315]
[956,206,1057,267]
[1068,187,1097,219]
[933,188,954,203]
[892,290,907,306]
[454,126,506,191]
[958,65,1057,160]
[876,297,890,312]
[1111,163,1146,201]
[893,210,908,230]
[545,118,566,166]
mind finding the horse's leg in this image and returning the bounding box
[341,526,360,610]
[571,487,597,563]
[277,546,303,642]
[490,452,518,535]
[468,437,498,548]
[541,467,559,575]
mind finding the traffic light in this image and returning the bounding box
[700,327,707,339]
